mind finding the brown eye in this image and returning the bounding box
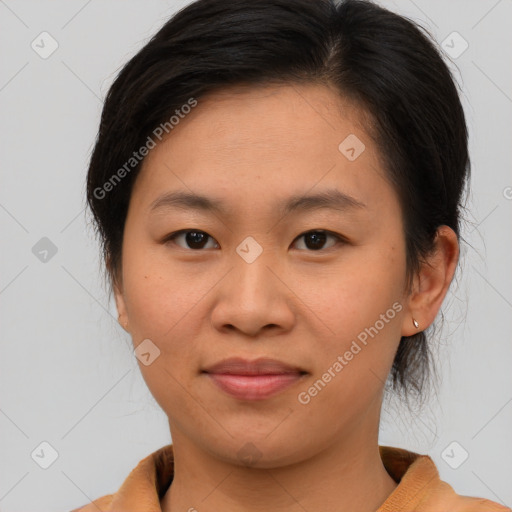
[292,230,344,251]
[165,230,219,250]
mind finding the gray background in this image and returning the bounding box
[0,1,511,511]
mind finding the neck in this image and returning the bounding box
[161,420,397,512]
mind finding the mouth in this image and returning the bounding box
[202,357,308,401]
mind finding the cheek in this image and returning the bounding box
[310,252,404,333]
[295,284,403,430]
[121,247,220,380]
[121,241,204,338]
[302,248,405,386]
[123,273,170,338]
[121,263,207,416]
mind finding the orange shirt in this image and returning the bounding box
[71,444,510,511]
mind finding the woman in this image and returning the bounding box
[73,0,510,510]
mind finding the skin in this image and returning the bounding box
[113,83,459,512]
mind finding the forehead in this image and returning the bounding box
[168,82,369,153]
[130,83,391,214]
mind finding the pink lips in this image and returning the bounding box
[203,357,306,401]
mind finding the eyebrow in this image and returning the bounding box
[149,188,366,217]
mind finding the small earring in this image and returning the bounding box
[412,318,419,329]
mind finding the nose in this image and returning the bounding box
[210,250,295,338]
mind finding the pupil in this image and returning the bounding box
[187,231,207,249]
[306,231,326,250]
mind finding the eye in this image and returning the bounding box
[292,230,345,251]
[164,230,219,250]
[163,229,346,252]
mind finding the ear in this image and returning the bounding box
[113,275,130,333]
[401,225,459,337]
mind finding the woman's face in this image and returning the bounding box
[115,83,416,466]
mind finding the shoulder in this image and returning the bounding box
[67,444,174,511]
[422,478,511,511]
[410,463,510,512]
[379,447,510,512]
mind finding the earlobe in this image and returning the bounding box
[401,225,459,337]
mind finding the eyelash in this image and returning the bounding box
[163,229,347,252]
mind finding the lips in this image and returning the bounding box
[203,357,305,375]
[202,357,307,401]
